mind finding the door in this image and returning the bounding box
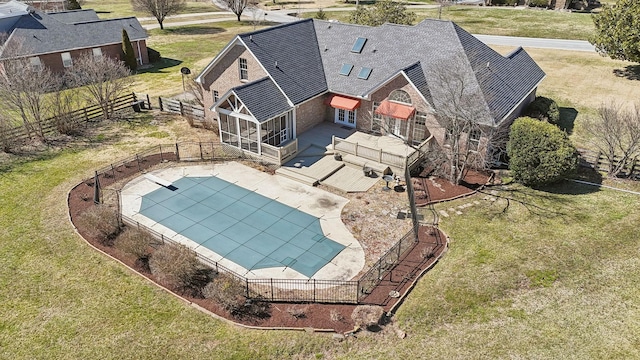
[335,108,356,128]
[386,117,407,139]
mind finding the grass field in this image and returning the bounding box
[84,0,220,19]
[303,6,596,40]
[2,1,639,358]
[1,116,639,359]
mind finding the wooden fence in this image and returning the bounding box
[158,97,205,120]
[578,148,640,179]
[0,92,146,144]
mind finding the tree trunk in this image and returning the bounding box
[159,20,164,30]
[237,13,241,21]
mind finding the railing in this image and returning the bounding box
[82,142,422,304]
[259,138,298,165]
[1,92,140,144]
[158,97,205,120]
[332,136,406,168]
[577,148,640,179]
[405,135,434,171]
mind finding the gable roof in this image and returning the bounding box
[238,19,327,105]
[200,18,545,125]
[47,9,100,24]
[0,6,147,59]
[233,77,292,123]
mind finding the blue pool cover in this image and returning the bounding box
[138,176,345,277]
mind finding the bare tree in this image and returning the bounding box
[185,73,204,107]
[131,0,186,30]
[581,102,640,177]
[64,54,133,120]
[427,54,496,185]
[436,0,453,19]
[0,38,58,142]
[227,0,249,21]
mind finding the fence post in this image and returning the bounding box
[159,144,164,161]
[175,143,180,161]
[199,142,203,160]
[245,278,249,298]
[379,148,382,163]
[111,164,116,179]
[132,92,137,102]
[179,101,184,116]
[270,278,274,301]
[159,97,163,112]
[146,94,152,110]
[136,154,141,171]
[355,142,358,157]
[313,279,316,302]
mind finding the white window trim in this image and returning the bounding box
[92,47,102,58]
[239,57,248,81]
[29,56,42,71]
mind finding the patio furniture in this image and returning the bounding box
[363,165,373,177]
[382,174,395,190]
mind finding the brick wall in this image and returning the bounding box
[201,45,267,121]
[295,95,329,136]
[36,42,145,74]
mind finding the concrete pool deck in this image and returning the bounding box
[120,162,365,281]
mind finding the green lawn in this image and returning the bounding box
[1,117,639,358]
[304,6,596,40]
[84,0,221,19]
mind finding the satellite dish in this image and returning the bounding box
[180,67,191,75]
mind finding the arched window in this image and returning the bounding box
[389,89,411,105]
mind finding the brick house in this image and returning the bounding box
[0,0,148,73]
[196,18,545,165]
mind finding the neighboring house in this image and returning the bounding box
[196,18,545,166]
[0,0,148,73]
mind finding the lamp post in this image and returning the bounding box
[180,67,191,92]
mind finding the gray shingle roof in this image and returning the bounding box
[47,9,100,24]
[233,77,292,123]
[0,9,147,58]
[219,18,544,125]
[239,19,327,105]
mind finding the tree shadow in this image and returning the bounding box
[532,167,603,195]
[155,26,227,36]
[558,107,578,134]
[138,58,183,74]
[613,65,640,81]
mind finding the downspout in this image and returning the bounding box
[136,40,142,65]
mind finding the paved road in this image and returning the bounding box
[141,6,596,52]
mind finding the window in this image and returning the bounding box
[413,111,428,145]
[92,48,102,58]
[371,102,382,134]
[351,37,367,53]
[339,63,353,76]
[239,58,248,80]
[29,56,42,71]
[469,129,481,151]
[389,89,411,104]
[357,67,372,80]
[61,52,72,67]
[213,90,219,102]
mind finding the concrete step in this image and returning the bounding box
[321,166,380,193]
[341,154,404,177]
[275,167,319,186]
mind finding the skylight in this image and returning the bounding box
[339,63,354,76]
[351,37,367,53]
[357,67,372,80]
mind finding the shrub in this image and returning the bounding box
[490,0,518,5]
[149,243,212,294]
[76,205,121,245]
[147,47,161,63]
[528,0,549,7]
[525,96,560,125]
[507,117,579,186]
[115,227,156,268]
[315,8,327,20]
[286,305,309,319]
[351,305,385,329]
[203,274,270,318]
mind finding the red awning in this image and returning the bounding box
[324,94,361,111]
[375,100,416,120]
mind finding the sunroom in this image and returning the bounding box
[213,78,299,164]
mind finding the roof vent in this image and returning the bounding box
[324,45,328,52]
[250,35,253,42]
[275,61,278,68]
[486,61,490,68]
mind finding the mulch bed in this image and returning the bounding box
[411,169,492,206]
[68,153,454,333]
